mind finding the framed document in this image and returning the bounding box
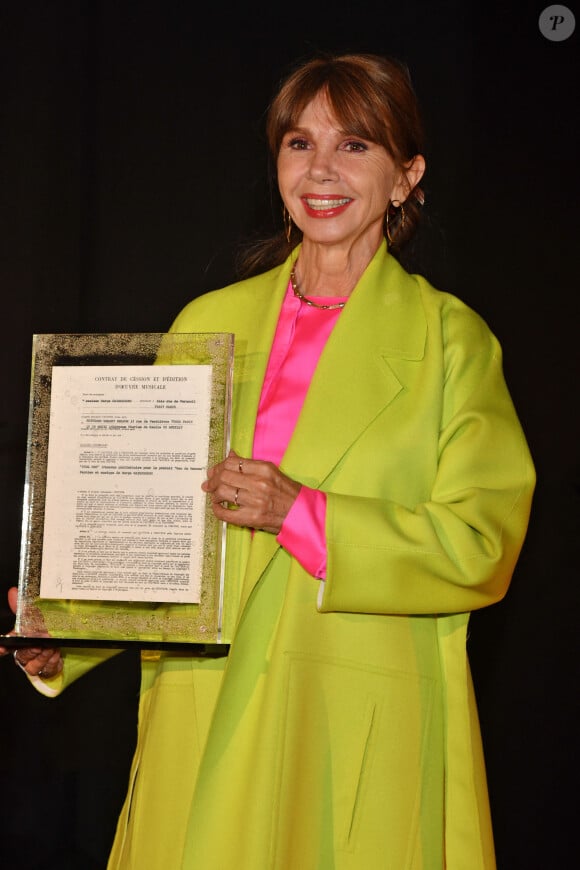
[3,332,233,651]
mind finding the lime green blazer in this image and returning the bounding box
[59,242,535,869]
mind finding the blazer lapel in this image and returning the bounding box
[238,243,427,611]
[281,243,427,485]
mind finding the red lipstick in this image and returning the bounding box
[301,195,353,218]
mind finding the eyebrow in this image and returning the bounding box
[283,124,368,138]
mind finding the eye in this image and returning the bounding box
[343,140,368,153]
[287,136,310,150]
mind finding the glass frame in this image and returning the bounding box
[2,332,233,651]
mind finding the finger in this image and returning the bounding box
[223,453,246,477]
[226,449,246,475]
[20,649,62,679]
[45,649,64,670]
[0,588,20,654]
[208,482,246,509]
[203,465,249,497]
[14,645,57,667]
[7,586,18,615]
[211,500,250,525]
[210,484,267,525]
[219,451,250,476]
[37,650,64,679]
[202,462,232,491]
[14,648,42,667]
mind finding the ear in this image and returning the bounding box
[392,153,426,203]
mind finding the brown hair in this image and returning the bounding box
[237,52,426,277]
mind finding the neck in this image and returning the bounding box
[296,235,382,298]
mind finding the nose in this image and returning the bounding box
[307,146,339,183]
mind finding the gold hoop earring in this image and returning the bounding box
[385,200,406,245]
[282,206,293,244]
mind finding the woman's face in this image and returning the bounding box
[277,91,411,252]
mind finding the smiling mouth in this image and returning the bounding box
[303,197,352,210]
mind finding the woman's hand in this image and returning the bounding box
[0,586,20,656]
[202,450,301,535]
[0,586,63,679]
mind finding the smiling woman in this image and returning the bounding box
[4,52,535,870]
[277,89,425,288]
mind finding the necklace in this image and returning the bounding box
[290,268,346,311]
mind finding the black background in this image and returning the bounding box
[1,2,578,867]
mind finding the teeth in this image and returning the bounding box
[305,198,351,209]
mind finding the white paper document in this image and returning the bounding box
[40,365,213,603]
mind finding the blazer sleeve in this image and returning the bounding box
[319,300,536,616]
[26,648,121,698]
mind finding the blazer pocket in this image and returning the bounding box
[273,652,437,868]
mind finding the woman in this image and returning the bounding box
[6,53,535,868]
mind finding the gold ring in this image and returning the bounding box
[238,460,244,473]
[234,487,240,506]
